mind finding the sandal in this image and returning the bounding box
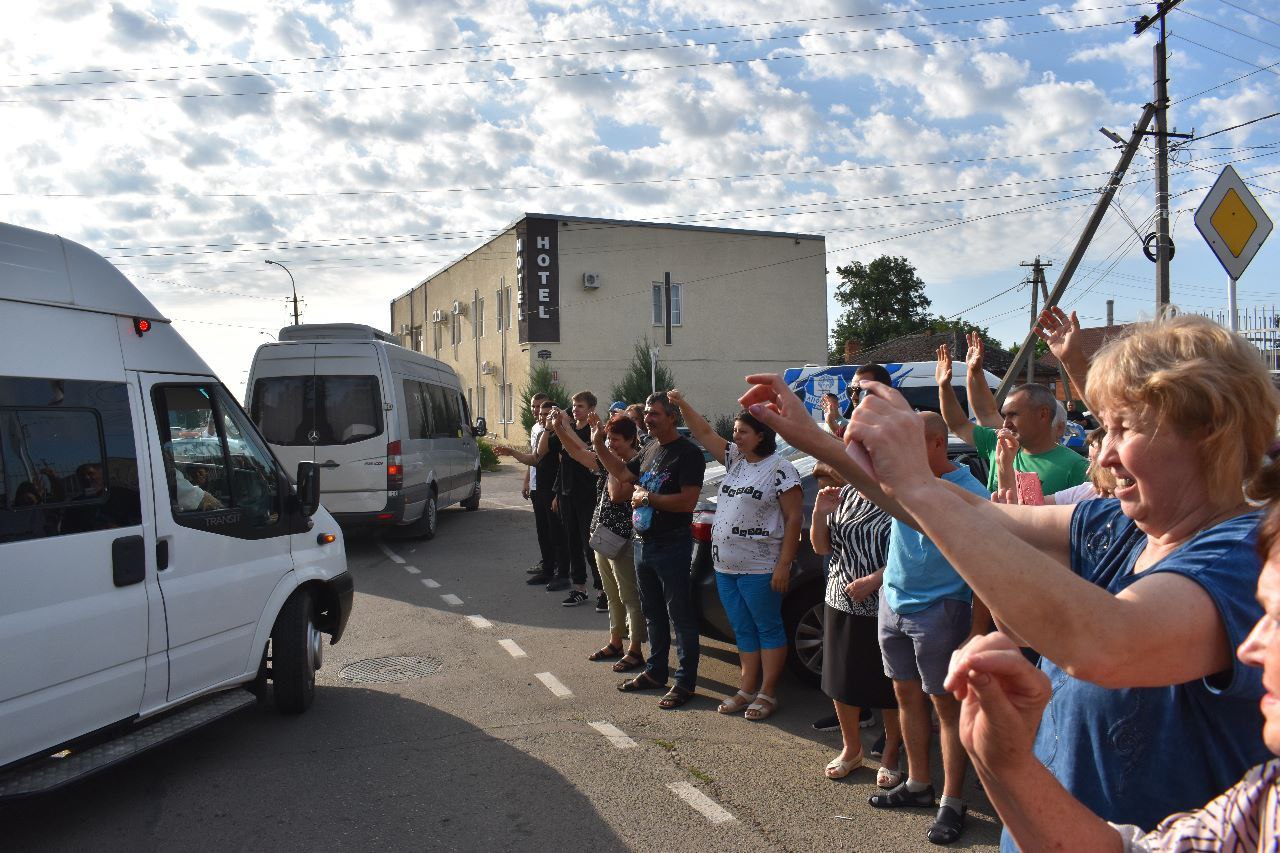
[869,782,935,809]
[824,751,864,779]
[717,690,755,715]
[743,693,777,721]
[612,651,645,672]
[658,685,694,709]
[877,766,904,789]
[587,643,623,661]
[927,804,966,844]
[617,671,666,692]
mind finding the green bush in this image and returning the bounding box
[477,437,500,472]
[519,363,571,435]
[610,338,677,408]
[712,414,735,441]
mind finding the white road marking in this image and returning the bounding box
[421,579,440,588]
[465,614,493,629]
[667,782,736,825]
[441,593,463,606]
[535,672,573,697]
[588,721,637,749]
[376,541,405,565]
[498,639,527,658]
[404,565,420,575]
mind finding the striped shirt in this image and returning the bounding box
[822,486,891,618]
[1111,758,1280,851]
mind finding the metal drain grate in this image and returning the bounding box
[338,656,443,683]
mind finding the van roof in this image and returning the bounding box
[0,222,165,321]
[278,323,401,344]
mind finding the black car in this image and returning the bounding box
[690,437,988,687]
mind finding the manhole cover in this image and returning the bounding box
[338,656,443,683]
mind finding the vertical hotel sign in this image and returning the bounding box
[516,217,560,342]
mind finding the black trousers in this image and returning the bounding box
[558,490,601,588]
[530,487,566,577]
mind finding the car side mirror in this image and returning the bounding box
[296,461,321,517]
[472,417,487,437]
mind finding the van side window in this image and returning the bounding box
[425,384,453,438]
[459,392,472,432]
[403,380,433,440]
[0,378,141,543]
[156,384,282,534]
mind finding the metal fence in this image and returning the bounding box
[1196,306,1280,374]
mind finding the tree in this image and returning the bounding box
[519,362,571,434]
[610,338,676,406]
[828,256,932,363]
[1008,338,1050,360]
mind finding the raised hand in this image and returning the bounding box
[814,484,841,516]
[844,381,935,495]
[666,388,685,408]
[740,373,844,462]
[1034,306,1082,364]
[935,343,953,386]
[966,332,984,372]
[494,445,513,457]
[995,428,1019,465]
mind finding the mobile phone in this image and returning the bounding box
[1014,471,1046,506]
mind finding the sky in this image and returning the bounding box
[2,0,1278,392]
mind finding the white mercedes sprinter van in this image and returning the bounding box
[246,324,485,539]
[0,223,353,798]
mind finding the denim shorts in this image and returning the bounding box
[714,572,785,654]
[877,595,971,695]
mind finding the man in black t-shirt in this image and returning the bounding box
[544,391,604,604]
[595,391,705,709]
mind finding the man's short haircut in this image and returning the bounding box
[920,411,950,444]
[645,391,676,417]
[572,390,597,408]
[854,362,893,386]
[539,399,555,410]
[1011,383,1058,418]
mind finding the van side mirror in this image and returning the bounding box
[472,417,487,437]
[296,461,321,517]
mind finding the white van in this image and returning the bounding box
[246,324,485,539]
[0,223,353,797]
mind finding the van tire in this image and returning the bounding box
[272,590,318,714]
[461,477,481,512]
[415,493,437,540]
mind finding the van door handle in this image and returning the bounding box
[112,535,146,587]
[319,461,340,469]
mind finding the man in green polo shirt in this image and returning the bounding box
[936,343,1087,495]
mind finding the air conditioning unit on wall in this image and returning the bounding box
[481,361,496,375]
[451,300,466,316]
[583,272,601,289]
[399,324,410,335]
[431,308,444,323]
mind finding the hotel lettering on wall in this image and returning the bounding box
[516,218,560,342]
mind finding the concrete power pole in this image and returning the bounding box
[1020,257,1053,385]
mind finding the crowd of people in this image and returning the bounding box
[497,308,1280,850]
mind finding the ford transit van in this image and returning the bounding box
[0,223,353,797]
[246,325,485,539]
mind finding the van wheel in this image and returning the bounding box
[416,493,437,540]
[272,590,320,714]
[461,477,481,512]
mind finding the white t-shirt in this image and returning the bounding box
[529,422,544,491]
[1049,482,1101,505]
[711,444,802,574]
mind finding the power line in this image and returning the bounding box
[1215,0,1280,29]
[1195,112,1280,142]
[1171,33,1280,77]
[1176,7,1280,51]
[1170,58,1280,106]
[0,20,1124,105]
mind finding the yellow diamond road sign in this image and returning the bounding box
[1194,165,1273,280]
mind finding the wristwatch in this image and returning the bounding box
[640,493,650,508]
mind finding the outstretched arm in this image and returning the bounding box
[1035,307,1092,411]
[965,333,1002,429]
[936,344,976,445]
[554,411,599,470]
[668,389,728,464]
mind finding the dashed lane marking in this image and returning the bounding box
[498,639,527,658]
[667,782,736,824]
[421,579,440,588]
[465,614,493,629]
[589,721,638,749]
[405,565,420,575]
[376,541,405,565]
[535,672,573,698]
[441,593,464,606]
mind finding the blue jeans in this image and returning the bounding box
[714,571,785,654]
[633,529,698,690]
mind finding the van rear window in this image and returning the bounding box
[251,375,383,446]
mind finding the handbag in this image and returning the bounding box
[589,523,631,559]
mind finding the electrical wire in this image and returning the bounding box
[1215,0,1280,29]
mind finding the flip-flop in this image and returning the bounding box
[587,643,623,661]
[825,751,864,780]
[877,766,904,789]
[658,685,694,709]
[617,671,666,692]
[717,690,755,715]
[744,693,777,721]
[612,651,645,672]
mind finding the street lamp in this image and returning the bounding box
[260,330,277,341]
[264,259,300,326]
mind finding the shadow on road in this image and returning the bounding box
[0,686,628,853]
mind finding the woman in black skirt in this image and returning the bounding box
[811,463,903,788]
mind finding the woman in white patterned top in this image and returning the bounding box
[946,490,1280,851]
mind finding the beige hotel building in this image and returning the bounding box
[389,213,828,443]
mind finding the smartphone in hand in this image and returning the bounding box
[1015,471,1046,506]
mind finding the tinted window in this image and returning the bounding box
[403,380,432,440]
[251,375,383,446]
[0,378,141,543]
[425,383,453,438]
[898,386,970,416]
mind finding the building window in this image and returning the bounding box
[478,296,485,337]
[452,313,460,351]
[433,322,442,356]
[505,287,513,332]
[651,282,683,327]
[505,383,514,422]
[495,288,504,331]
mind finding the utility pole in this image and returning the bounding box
[1020,257,1053,385]
[663,271,673,346]
[1135,1,1192,315]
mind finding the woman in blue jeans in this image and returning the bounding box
[668,390,803,721]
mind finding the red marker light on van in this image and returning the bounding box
[133,318,151,337]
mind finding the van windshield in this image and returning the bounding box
[251,375,383,446]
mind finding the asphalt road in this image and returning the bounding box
[1,463,1002,852]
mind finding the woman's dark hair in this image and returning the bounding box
[854,362,893,386]
[735,409,777,456]
[606,414,640,448]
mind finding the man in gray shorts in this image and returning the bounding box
[868,412,990,846]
